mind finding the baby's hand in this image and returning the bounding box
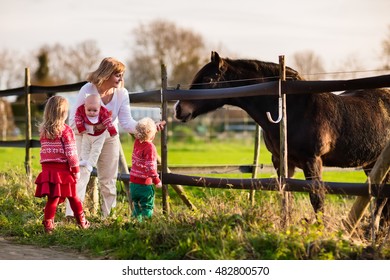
[73,172,80,180]
[156,183,162,188]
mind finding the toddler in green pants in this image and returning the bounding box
[129,117,162,221]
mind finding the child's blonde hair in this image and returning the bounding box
[134,117,157,142]
[39,96,69,139]
[87,57,125,88]
[85,94,101,108]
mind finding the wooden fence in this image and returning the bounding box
[1,63,390,234]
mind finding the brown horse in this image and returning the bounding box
[174,51,390,214]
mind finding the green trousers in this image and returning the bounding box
[130,183,155,222]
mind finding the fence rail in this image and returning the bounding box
[1,65,390,232]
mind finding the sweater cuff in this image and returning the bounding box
[77,125,86,133]
[71,166,80,174]
[153,177,161,185]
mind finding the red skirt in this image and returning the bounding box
[35,163,77,203]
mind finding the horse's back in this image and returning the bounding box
[321,88,390,168]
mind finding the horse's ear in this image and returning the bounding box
[211,51,221,63]
[211,51,225,70]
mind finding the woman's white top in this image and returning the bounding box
[69,82,137,134]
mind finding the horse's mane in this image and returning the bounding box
[223,57,304,81]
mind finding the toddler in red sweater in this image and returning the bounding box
[35,96,90,233]
[130,117,162,221]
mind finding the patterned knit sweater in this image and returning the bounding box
[130,139,161,185]
[39,124,79,174]
[74,104,117,136]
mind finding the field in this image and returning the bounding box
[0,135,388,260]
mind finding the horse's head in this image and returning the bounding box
[174,51,236,122]
[174,51,302,122]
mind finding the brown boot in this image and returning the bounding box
[75,212,90,229]
[42,219,55,234]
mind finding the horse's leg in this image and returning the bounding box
[303,156,324,214]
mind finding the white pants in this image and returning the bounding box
[65,132,120,218]
[80,132,107,170]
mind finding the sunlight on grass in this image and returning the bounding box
[1,137,388,260]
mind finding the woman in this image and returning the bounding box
[65,57,165,218]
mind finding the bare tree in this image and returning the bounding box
[291,50,325,80]
[127,19,209,91]
[0,49,26,90]
[382,25,390,70]
[63,40,101,81]
[335,54,366,79]
[43,40,101,83]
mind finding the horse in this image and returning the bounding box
[174,51,390,216]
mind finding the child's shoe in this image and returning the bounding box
[42,219,55,234]
[75,212,90,229]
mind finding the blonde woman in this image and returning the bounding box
[130,117,162,222]
[35,96,90,233]
[66,57,165,218]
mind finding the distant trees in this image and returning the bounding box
[0,40,101,90]
[126,19,209,91]
[382,25,390,70]
[290,50,325,80]
[36,40,101,83]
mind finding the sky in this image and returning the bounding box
[1,0,389,73]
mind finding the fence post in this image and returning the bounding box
[118,143,132,215]
[250,125,261,206]
[160,64,170,215]
[343,140,390,236]
[279,55,290,227]
[24,68,32,185]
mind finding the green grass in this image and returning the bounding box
[0,136,387,260]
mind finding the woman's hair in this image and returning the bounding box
[38,96,69,139]
[87,57,125,87]
[134,117,157,142]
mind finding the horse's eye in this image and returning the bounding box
[203,77,213,83]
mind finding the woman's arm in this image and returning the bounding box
[117,88,138,134]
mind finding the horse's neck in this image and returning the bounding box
[231,94,312,133]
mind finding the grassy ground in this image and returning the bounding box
[0,136,388,259]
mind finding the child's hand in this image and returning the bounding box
[73,172,80,180]
[156,121,166,131]
[156,183,162,188]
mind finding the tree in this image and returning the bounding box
[42,40,101,83]
[291,50,325,80]
[34,49,51,84]
[126,19,209,91]
[62,40,101,82]
[0,49,26,90]
[382,25,390,70]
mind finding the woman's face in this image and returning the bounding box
[106,72,123,88]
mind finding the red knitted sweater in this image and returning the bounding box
[74,104,117,136]
[39,124,80,174]
[130,139,161,185]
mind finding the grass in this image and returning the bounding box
[0,136,388,259]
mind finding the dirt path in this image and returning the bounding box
[0,236,98,260]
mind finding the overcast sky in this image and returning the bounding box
[1,0,389,72]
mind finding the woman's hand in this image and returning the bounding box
[156,120,166,132]
[94,123,106,132]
